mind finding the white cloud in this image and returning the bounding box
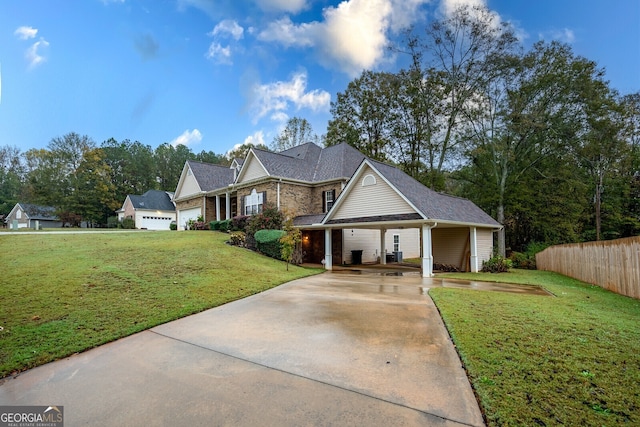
[249,71,330,124]
[206,42,232,64]
[26,39,50,69]
[210,19,244,40]
[541,28,575,44]
[170,129,202,147]
[14,26,38,40]
[243,130,266,146]
[440,0,486,17]
[258,0,430,76]
[206,20,245,65]
[256,0,309,13]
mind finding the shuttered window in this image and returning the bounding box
[244,189,266,215]
[323,189,336,213]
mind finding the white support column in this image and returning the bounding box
[470,226,478,273]
[380,228,386,265]
[277,181,281,210]
[225,193,231,220]
[421,224,434,278]
[215,195,221,221]
[324,228,332,271]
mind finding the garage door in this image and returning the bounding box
[177,207,201,230]
[139,216,174,230]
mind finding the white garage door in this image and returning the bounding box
[177,207,201,230]
[139,216,173,230]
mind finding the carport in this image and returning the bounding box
[295,159,501,278]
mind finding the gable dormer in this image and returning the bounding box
[235,150,269,183]
[174,162,203,200]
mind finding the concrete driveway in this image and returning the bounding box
[0,272,485,426]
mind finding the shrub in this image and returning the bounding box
[228,231,246,246]
[121,218,135,229]
[231,215,249,232]
[254,229,286,260]
[219,219,231,232]
[210,221,221,231]
[481,256,512,273]
[169,221,177,231]
[107,216,119,228]
[247,204,284,235]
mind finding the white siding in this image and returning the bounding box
[477,228,494,265]
[238,157,268,183]
[342,228,421,264]
[178,171,201,198]
[332,166,415,220]
[432,228,469,269]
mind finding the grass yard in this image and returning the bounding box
[0,231,321,378]
[431,269,640,426]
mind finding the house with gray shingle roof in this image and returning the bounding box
[116,190,176,230]
[5,203,62,229]
[172,142,502,276]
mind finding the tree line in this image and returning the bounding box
[0,135,266,227]
[325,4,639,253]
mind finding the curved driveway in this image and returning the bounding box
[0,272,485,426]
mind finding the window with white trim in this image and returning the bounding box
[393,234,400,252]
[323,189,335,213]
[244,189,264,215]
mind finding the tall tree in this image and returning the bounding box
[271,117,319,151]
[326,70,395,161]
[155,143,194,191]
[102,138,157,203]
[0,145,25,215]
[226,142,269,162]
[399,3,518,191]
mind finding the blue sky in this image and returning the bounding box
[1,0,639,155]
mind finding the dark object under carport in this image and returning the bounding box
[351,250,363,265]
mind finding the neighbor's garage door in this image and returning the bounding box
[177,207,201,230]
[139,215,173,230]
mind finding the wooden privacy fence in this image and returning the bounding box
[536,236,640,299]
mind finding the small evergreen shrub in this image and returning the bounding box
[210,221,221,231]
[219,219,231,232]
[107,216,119,228]
[169,221,177,230]
[481,256,512,273]
[254,229,286,260]
[121,218,135,229]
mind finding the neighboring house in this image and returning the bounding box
[173,142,501,277]
[116,190,176,230]
[5,203,62,229]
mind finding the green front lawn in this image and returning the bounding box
[0,232,321,378]
[431,270,640,426]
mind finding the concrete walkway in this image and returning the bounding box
[0,272,485,426]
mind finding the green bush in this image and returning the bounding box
[210,221,221,231]
[254,229,286,260]
[107,216,119,228]
[169,221,177,231]
[247,204,284,235]
[219,219,231,232]
[121,218,135,229]
[481,256,512,273]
